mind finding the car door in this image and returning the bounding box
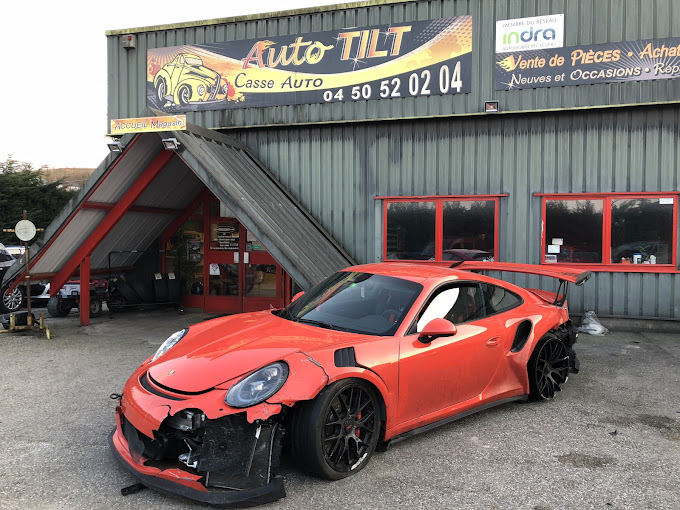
[397,282,505,426]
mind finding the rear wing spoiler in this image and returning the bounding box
[455,262,592,286]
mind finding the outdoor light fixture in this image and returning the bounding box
[162,138,180,150]
[107,140,123,152]
[484,101,500,113]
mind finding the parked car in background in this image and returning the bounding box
[442,249,494,261]
[0,244,23,314]
[1,244,52,313]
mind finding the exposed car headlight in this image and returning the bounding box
[226,362,289,408]
[197,84,206,96]
[152,329,188,362]
[223,84,229,94]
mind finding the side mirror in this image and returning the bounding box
[418,318,457,344]
[291,291,304,303]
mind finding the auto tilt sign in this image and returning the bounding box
[146,16,472,112]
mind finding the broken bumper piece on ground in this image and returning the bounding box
[109,408,286,507]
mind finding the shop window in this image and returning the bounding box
[541,194,677,269]
[383,197,499,262]
[442,201,495,260]
[165,205,205,295]
[545,200,603,263]
[611,199,673,264]
[385,201,435,260]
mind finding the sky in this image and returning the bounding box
[0,0,343,170]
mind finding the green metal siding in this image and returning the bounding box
[231,105,680,319]
[107,0,680,131]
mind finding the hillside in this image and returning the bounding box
[42,167,95,190]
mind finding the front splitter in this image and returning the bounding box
[109,428,286,508]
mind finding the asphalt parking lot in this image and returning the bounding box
[0,308,678,510]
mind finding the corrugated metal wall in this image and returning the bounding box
[231,105,680,319]
[107,0,680,130]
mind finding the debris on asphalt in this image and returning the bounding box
[578,311,610,336]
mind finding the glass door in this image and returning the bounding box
[204,213,243,314]
[242,230,285,312]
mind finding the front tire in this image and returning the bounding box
[291,379,381,480]
[0,285,23,313]
[176,84,191,106]
[528,334,570,400]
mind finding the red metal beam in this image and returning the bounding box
[80,256,90,326]
[50,150,175,295]
[83,202,184,216]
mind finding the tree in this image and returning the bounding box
[0,155,76,245]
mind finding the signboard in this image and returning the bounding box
[14,220,36,242]
[496,36,680,91]
[217,223,239,251]
[110,115,186,135]
[496,14,564,53]
[147,16,473,112]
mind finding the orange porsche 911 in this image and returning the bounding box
[110,262,590,507]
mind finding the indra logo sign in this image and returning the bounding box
[496,14,564,53]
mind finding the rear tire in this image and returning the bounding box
[47,297,72,318]
[528,334,570,400]
[89,298,103,318]
[290,379,381,480]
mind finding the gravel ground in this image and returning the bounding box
[0,308,678,510]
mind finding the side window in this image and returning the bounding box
[0,250,14,263]
[416,284,483,332]
[480,283,522,316]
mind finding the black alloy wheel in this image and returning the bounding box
[528,334,570,400]
[291,379,381,480]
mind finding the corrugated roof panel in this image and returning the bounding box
[30,209,107,275]
[172,126,355,288]
[90,212,176,269]
[89,136,161,203]
[134,157,205,209]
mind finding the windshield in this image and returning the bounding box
[186,57,203,66]
[282,271,423,336]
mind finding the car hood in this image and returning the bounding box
[148,310,362,393]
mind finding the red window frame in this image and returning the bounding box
[378,195,504,263]
[537,192,679,273]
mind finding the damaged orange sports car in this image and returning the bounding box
[109,262,590,507]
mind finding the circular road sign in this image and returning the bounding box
[15,220,37,242]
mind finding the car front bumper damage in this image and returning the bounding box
[110,407,286,507]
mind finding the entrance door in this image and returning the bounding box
[204,212,285,314]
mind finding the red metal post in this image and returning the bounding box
[49,150,175,295]
[80,255,90,326]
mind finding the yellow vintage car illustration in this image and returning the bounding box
[153,54,226,106]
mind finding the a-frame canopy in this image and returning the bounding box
[3,123,355,293]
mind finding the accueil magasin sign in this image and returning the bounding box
[147,16,473,112]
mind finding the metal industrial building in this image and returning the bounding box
[4,0,679,324]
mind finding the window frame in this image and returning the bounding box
[538,192,679,273]
[379,195,504,263]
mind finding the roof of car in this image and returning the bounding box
[345,262,461,282]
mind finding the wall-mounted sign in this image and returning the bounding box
[496,14,564,53]
[146,16,472,112]
[110,115,186,135]
[496,36,680,91]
